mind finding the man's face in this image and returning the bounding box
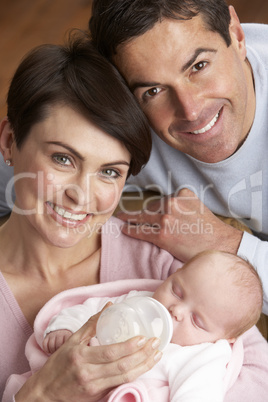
[114,10,256,163]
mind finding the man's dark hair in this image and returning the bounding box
[7,30,152,176]
[90,0,231,61]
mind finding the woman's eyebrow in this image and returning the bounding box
[47,141,130,167]
[46,141,85,161]
[101,161,130,167]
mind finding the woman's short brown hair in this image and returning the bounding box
[7,30,152,176]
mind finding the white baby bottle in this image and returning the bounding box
[96,296,173,351]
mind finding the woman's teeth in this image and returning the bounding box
[191,112,220,135]
[49,203,87,221]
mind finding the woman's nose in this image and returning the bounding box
[65,184,86,206]
[64,173,93,207]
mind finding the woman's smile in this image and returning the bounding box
[46,201,92,228]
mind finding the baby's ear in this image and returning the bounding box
[0,117,15,161]
[226,337,236,345]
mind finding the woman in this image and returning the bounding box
[0,32,182,400]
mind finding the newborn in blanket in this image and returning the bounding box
[4,250,263,401]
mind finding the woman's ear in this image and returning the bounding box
[0,117,15,163]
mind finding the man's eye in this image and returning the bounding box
[145,87,161,97]
[53,154,72,166]
[192,61,207,72]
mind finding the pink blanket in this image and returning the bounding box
[3,279,245,402]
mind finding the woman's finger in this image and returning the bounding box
[81,335,161,364]
[70,302,113,345]
[78,339,162,394]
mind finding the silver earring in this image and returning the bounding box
[5,159,11,166]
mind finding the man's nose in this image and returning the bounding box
[172,84,203,122]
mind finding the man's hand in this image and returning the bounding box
[118,188,243,262]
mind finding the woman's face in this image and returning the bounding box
[11,105,131,247]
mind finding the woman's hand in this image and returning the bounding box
[15,310,162,401]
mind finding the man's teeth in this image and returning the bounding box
[191,112,219,134]
[51,204,87,221]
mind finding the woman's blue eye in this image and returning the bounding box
[101,169,120,178]
[53,155,71,165]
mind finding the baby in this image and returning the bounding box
[44,249,263,353]
[39,250,262,401]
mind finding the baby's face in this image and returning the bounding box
[153,253,239,346]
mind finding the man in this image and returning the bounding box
[88,1,268,401]
[89,0,268,309]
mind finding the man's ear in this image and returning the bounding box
[0,117,15,163]
[228,6,247,60]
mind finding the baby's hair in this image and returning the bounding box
[223,252,263,338]
[188,250,263,338]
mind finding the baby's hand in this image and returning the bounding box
[43,329,73,354]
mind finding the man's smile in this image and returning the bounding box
[190,111,220,135]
